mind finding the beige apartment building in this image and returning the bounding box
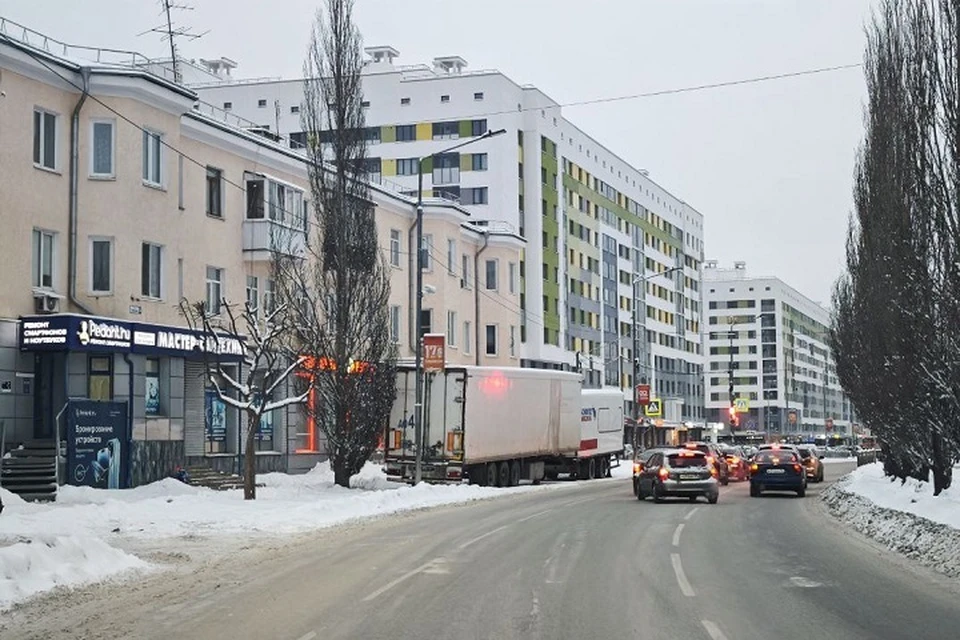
[0,24,523,486]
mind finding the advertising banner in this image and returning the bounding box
[66,400,129,489]
[145,375,160,416]
[205,388,227,442]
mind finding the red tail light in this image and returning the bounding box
[706,455,715,465]
[793,464,802,473]
[750,463,759,473]
[658,467,669,479]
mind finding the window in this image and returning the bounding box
[206,266,223,314]
[474,92,484,101]
[447,311,457,347]
[508,262,517,294]
[485,259,498,290]
[364,127,381,143]
[290,105,300,114]
[206,167,223,217]
[258,99,267,108]
[472,153,488,171]
[90,119,114,177]
[509,326,517,357]
[447,239,457,275]
[461,187,488,205]
[485,324,498,356]
[142,129,163,185]
[463,321,472,354]
[423,234,433,270]
[420,309,433,335]
[246,177,265,219]
[141,243,162,299]
[223,102,233,110]
[33,108,57,170]
[390,305,401,343]
[396,124,416,141]
[432,121,459,140]
[397,158,418,176]
[289,132,307,150]
[145,357,162,416]
[472,119,487,136]
[246,276,259,315]
[390,229,402,267]
[32,229,55,289]
[90,238,112,294]
[400,97,411,106]
[88,355,113,401]
[440,95,450,103]
[461,254,471,288]
[433,153,460,184]
[263,278,275,315]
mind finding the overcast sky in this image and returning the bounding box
[4,0,877,305]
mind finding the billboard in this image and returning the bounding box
[66,400,129,489]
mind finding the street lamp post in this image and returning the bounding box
[413,128,506,484]
[631,266,681,450]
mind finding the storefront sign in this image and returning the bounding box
[205,388,227,442]
[19,315,244,360]
[66,400,129,489]
[423,333,445,372]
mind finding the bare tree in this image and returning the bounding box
[277,0,397,488]
[182,299,309,499]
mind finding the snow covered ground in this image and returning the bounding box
[0,463,573,611]
[821,457,858,464]
[822,462,960,578]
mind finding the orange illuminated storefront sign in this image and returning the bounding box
[295,356,374,453]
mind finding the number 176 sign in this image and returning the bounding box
[423,333,445,372]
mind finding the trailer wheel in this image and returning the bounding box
[486,463,497,487]
[599,457,610,478]
[498,461,511,488]
[509,460,521,487]
[587,458,597,481]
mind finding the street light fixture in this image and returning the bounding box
[630,265,682,449]
[413,127,507,484]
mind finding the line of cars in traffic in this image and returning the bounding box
[632,441,826,503]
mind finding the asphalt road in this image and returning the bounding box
[6,462,960,640]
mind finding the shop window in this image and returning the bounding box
[88,355,113,401]
[145,357,162,416]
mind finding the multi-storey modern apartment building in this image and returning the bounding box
[191,48,707,437]
[0,22,522,485]
[702,262,854,435]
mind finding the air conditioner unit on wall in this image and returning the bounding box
[33,292,61,314]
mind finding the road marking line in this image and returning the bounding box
[296,632,318,640]
[562,496,594,507]
[684,506,700,521]
[701,620,729,640]
[671,553,696,597]
[518,509,553,523]
[362,558,442,602]
[672,523,685,547]
[458,525,509,550]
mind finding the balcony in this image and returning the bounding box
[243,219,306,261]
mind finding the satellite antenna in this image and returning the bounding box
[138,0,209,83]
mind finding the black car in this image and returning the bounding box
[749,449,807,497]
[636,449,720,504]
[632,447,673,496]
[681,441,730,486]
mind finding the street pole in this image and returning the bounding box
[412,128,506,484]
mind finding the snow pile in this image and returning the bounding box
[822,462,960,578]
[0,487,26,507]
[0,536,148,610]
[0,462,566,609]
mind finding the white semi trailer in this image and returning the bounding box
[384,366,624,485]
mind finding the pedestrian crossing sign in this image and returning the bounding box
[734,397,749,413]
[644,399,662,417]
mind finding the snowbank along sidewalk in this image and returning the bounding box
[822,462,960,578]
[0,462,568,611]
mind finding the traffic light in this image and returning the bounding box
[728,405,739,428]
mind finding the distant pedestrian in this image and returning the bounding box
[173,466,190,484]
